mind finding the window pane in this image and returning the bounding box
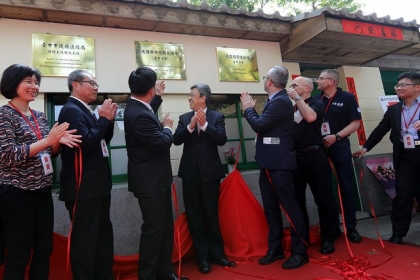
[111,148,128,175]
[209,95,237,117]
[244,140,256,163]
[111,121,126,146]
[225,118,239,139]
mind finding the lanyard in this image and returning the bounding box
[8,101,43,140]
[402,102,420,134]
[322,92,336,116]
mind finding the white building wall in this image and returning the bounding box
[339,66,392,155]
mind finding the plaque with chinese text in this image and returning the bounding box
[216,47,259,82]
[341,20,404,41]
[135,42,186,80]
[32,34,95,77]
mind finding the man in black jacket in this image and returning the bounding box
[353,71,420,245]
[59,70,117,280]
[173,84,235,274]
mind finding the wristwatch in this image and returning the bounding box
[294,96,302,101]
[335,133,342,141]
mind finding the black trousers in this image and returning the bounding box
[392,146,420,237]
[294,148,338,241]
[259,168,307,254]
[65,195,114,280]
[0,188,53,280]
[182,173,225,261]
[135,185,174,280]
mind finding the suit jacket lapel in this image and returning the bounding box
[68,98,96,121]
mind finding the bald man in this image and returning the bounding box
[287,76,339,254]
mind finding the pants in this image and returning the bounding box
[392,146,420,237]
[0,188,53,280]
[295,148,338,241]
[65,195,114,280]
[182,173,224,261]
[135,185,174,280]
[259,169,307,254]
[327,138,358,228]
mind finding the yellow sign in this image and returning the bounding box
[216,47,259,82]
[135,42,186,80]
[32,34,95,77]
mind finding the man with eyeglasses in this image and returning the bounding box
[58,70,118,279]
[173,84,235,274]
[315,69,362,244]
[241,66,308,269]
[353,71,420,245]
[287,76,338,254]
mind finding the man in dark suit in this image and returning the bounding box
[173,84,236,274]
[240,66,308,269]
[124,67,188,280]
[353,71,420,245]
[58,70,117,280]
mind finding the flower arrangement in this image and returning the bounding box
[223,147,236,164]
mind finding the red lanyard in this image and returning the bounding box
[322,92,336,115]
[8,101,43,140]
[402,102,420,133]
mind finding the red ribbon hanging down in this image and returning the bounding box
[66,147,83,280]
[319,158,394,280]
[171,182,183,279]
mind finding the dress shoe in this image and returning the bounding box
[281,254,309,269]
[389,235,403,245]
[211,258,236,268]
[320,239,335,254]
[347,227,362,243]
[158,273,189,280]
[198,259,212,274]
[259,249,285,265]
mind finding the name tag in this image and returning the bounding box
[263,137,280,145]
[40,152,53,175]
[294,111,303,124]
[321,122,331,136]
[101,139,110,157]
[404,135,415,149]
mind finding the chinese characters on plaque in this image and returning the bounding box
[341,20,404,40]
[216,47,259,82]
[32,34,95,77]
[135,42,186,80]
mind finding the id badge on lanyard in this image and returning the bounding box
[101,139,109,157]
[403,134,415,149]
[321,122,331,136]
[40,152,53,175]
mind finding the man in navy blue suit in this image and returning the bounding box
[173,84,235,274]
[240,65,308,269]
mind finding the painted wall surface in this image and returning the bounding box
[0,18,281,96]
[340,66,392,155]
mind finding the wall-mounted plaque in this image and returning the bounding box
[32,34,95,77]
[135,42,186,80]
[216,47,259,82]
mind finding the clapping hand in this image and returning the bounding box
[59,129,82,148]
[240,92,256,110]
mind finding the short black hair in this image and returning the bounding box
[397,71,420,84]
[128,67,157,96]
[0,64,41,99]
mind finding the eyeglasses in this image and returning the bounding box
[394,83,419,89]
[79,80,99,88]
[290,83,306,89]
[263,76,268,80]
[317,77,332,81]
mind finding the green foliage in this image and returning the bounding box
[168,0,363,15]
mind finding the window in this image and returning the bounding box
[210,94,267,170]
